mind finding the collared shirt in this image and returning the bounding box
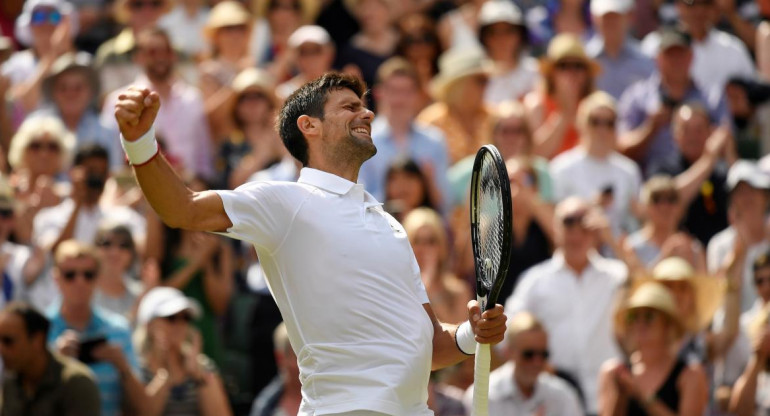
[586,36,655,100]
[359,117,451,212]
[47,306,139,416]
[505,251,627,414]
[101,74,214,179]
[618,73,727,174]
[215,168,433,416]
[2,351,100,416]
[462,362,583,416]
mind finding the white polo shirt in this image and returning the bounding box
[215,168,434,416]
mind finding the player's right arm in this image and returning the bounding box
[115,87,232,232]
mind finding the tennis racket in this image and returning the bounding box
[469,145,513,416]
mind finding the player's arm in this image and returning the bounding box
[424,301,506,371]
[115,87,232,232]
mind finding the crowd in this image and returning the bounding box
[0,0,770,414]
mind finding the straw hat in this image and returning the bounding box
[42,52,100,104]
[204,1,252,39]
[232,67,278,106]
[636,257,726,332]
[539,33,601,76]
[615,281,686,338]
[430,47,494,102]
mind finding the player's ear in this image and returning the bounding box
[297,115,321,139]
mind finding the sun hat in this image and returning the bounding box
[430,46,494,102]
[590,0,633,16]
[41,52,100,104]
[726,159,770,192]
[478,1,524,27]
[615,281,686,338]
[137,286,202,326]
[232,67,278,106]
[288,25,332,49]
[204,1,252,39]
[539,33,601,76]
[15,0,79,47]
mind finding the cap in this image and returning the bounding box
[137,287,202,325]
[478,1,523,27]
[14,0,79,47]
[727,160,770,192]
[658,27,692,53]
[590,0,633,16]
[288,25,332,49]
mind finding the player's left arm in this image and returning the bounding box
[424,301,507,371]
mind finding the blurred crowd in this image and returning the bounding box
[1,0,770,415]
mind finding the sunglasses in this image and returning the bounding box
[163,313,193,323]
[650,193,678,205]
[627,309,660,325]
[31,9,62,26]
[555,61,588,72]
[27,141,61,153]
[498,125,527,136]
[96,240,132,250]
[755,276,770,287]
[61,269,98,282]
[128,0,163,10]
[484,25,519,37]
[219,24,248,33]
[404,34,436,45]
[298,46,324,57]
[0,335,15,347]
[561,214,585,228]
[588,117,616,129]
[521,348,549,361]
[0,209,13,219]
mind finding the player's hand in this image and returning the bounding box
[467,300,507,345]
[115,87,161,141]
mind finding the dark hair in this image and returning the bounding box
[277,72,367,166]
[384,157,435,210]
[3,302,50,340]
[73,143,109,166]
[134,26,174,54]
[755,250,770,271]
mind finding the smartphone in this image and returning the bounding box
[78,335,107,364]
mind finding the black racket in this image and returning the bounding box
[469,144,513,416]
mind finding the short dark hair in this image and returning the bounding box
[74,143,109,166]
[2,302,50,340]
[277,73,367,166]
[135,26,174,54]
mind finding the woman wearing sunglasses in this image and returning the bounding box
[92,224,143,321]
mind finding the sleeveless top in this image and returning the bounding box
[543,95,580,157]
[626,358,687,415]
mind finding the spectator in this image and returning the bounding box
[641,0,755,103]
[360,57,450,211]
[135,286,232,416]
[95,0,172,96]
[33,52,122,169]
[525,0,593,50]
[550,91,642,236]
[726,77,770,159]
[383,158,438,222]
[48,240,147,416]
[463,312,583,415]
[525,33,599,159]
[598,281,708,416]
[586,0,655,100]
[403,208,470,325]
[416,47,495,165]
[436,0,484,50]
[0,301,100,416]
[505,197,627,415]
[708,160,770,312]
[101,27,214,180]
[157,0,210,60]
[276,25,336,102]
[619,27,727,174]
[249,322,301,416]
[394,13,440,111]
[92,224,143,320]
[729,295,770,415]
[477,1,538,105]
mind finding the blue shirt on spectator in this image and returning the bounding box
[586,36,655,100]
[47,305,139,416]
[359,117,452,213]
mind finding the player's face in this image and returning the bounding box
[320,88,376,163]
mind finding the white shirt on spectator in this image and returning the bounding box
[484,56,539,105]
[707,226,770,312]
[462,362,583,416]
[214,168,433,416]
[505,251,627,414]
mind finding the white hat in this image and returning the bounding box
[15,0,79,47]
[288,25,332,49]
[727,160,770,192]
[590,0,633,16]
[478,1,523,27]
[137,287,202,325]
[431,47,494,102]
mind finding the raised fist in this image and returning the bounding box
[114,87,161,142]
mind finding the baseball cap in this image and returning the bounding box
[137,287,202,325]
[288,25,332,49]
[726,160,770,192]
[590,0,633,16]
[658,27,692,52]
[478,1,523,27]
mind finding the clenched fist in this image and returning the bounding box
[114,87,161,142]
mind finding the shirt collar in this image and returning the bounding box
[298,168,357,195]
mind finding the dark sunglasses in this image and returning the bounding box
[128,0,163,10]
[521,349,549,361]
[555,61,588,72]
[404,34,436,45]
[163,313,193,323]
[588,117,616,129]
[96,240,132,250]
[650,193,678,205]
[31,9,62,26]
[61,269,98,282]
[755,276,770,287]
[0,335,15,347]
[561,214,585,228]
[627,309,659,325]
[28,141,61,153]
[298,46,324,57]
[219,24,248,33]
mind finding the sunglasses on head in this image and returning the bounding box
[588,116,616,129]
[128,0,163,10]
[163,312,193,323]
[27,141,61,153]
[96,240,132,250]
[650,192,678,205]
[555,61,587,72]
[521,348,549,361]
[61,269,98,282]
[31,9,62,26]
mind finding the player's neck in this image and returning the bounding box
[306,161,360,184]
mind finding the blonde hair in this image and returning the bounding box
[640,175,677,205]
[576,90,616,133]
[8,116,75,171]
[494,100,533,154]
[54,239,101,269]
[252,0,319,22]
[402,207,449,267]
[506,312,545,345]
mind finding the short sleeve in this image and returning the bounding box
[214,181,306,252]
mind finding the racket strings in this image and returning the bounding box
[477,153,505,290]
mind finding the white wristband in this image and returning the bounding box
[455,321,477,355]
[121,126,159,166]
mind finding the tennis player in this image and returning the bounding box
[114,73,507,416]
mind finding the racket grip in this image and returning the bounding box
[472,343,491,416]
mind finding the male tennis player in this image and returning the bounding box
[114,73,507,416]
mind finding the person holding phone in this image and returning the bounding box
[48,239,147,416]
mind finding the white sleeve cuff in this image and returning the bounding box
[121,126,159,165]
[456,321,477,355]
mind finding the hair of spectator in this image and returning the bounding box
[672,101,712,129]
[54,239,102,270]
[640,174,677,205]
[495,100,533,153]
[73,143,110,167]
[134,26,174,56]
[576,90,617,132]
[402,207,449,267]
[506,312,545,346]
[384,157,435,210]
[554,196,590,220]
[277,72,367,166]
[755,250,770,271]
[2,301,51,341]
[376,57,420,87]
[8,116,75,171]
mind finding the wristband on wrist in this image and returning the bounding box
[121,126,159,166]
[455,321,477,355]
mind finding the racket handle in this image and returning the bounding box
[472,343,491,416]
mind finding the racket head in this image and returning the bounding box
[469,145,513,310]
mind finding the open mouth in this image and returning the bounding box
[352,126,371,137]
